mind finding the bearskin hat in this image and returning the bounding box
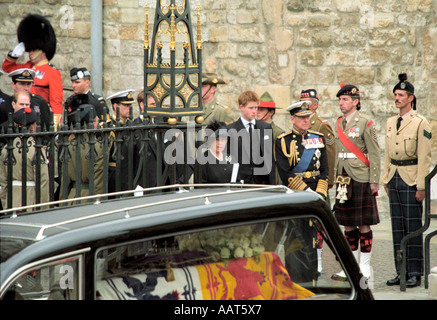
[17,14,57,60]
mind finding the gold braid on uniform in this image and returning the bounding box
[279,134,306,190]
[281,137,298,167]
[288,176,308,191]
[316,179,328,197]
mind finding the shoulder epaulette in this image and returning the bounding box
[415,113,426,121]
[277,130,293,139]
[308,129,324,136]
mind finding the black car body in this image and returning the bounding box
[0,184,373,300]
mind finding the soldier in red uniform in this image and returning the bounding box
[2,14,63,126]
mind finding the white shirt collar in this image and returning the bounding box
[240,117,255,131]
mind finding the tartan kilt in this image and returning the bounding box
[334,174,379,226]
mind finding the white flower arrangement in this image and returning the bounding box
[176,226,265,261]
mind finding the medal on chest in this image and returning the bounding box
[302,137,324,149]
[348,127,360,138]
[35,70,45,80]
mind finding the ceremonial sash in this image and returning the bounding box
[336,117,370,167]
[291,132,318,173]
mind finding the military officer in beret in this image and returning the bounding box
[0,68,51,131]
[383,74,432,288]
[331,84,380,282]
[0,105,49,209]
[66,67,109,120]
[106,89,136,193]
[202,72,234,125]
[257,91,285,140]
[275,100,328,283]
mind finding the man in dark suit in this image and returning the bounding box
[226,90,275,185]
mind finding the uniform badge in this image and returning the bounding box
[314,149,321,159]
[35,70,45,80]
[424,130,432,140]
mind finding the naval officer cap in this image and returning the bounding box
[8,68,35,82]
[286,100,313,117]
[106,89,136,104]
[202,72,227,85]
[70,67,91,81]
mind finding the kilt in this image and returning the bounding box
[387,171,423,276]
[334,172,379,227]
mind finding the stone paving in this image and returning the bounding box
[323,190,437,300]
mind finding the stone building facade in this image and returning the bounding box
[0,0,436,156]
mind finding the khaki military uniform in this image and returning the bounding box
[106,116,131,192]
[382,111,432,190]
[203,96,234,125]
[271,120,285,140]
[271,120,286,184]
[334,111,380,227]
[59,133,104,204]
[382,110,432,278]
[309,112,336,186]
[0,137,49,209]
[335,111,380,184]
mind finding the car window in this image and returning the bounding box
[95,217,353,300]
[2,254,83,300]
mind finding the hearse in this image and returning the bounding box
[0,184,373,300]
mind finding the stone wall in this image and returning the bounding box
[0,0,436,157]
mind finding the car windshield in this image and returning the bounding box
[95,217,353,300]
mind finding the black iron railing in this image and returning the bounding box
[0,108,201,211]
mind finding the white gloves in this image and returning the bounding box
[10,42,25,58]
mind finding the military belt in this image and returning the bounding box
[295,170,320,179]
[338,152,368,159]
[12,180,36,187]
[109,162,117,167]
[390,158,418,166]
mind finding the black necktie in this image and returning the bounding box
[396,116,403,131]
[248,123,253,163]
